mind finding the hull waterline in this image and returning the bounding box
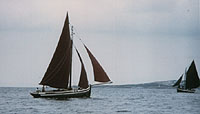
[177,88,195,93]
[30,85,91,98]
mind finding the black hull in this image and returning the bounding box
[177,88,195,93]
[30,85,91,99]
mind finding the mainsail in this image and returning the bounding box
[173,75,183,87]
[84,45,111,83]
[39,14,72,89]
[185,60,200,89]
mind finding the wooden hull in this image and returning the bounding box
[30,85,91,99]
[177,88,195,93]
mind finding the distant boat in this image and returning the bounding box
[30,13,112,98]
[173,60,200,93]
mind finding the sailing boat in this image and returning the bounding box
[30,13,111,98]
[173,60,200,93]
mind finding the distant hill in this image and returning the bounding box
[133,80,176,89]
[94,80,177,89]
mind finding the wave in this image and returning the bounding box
[116,110,132,113]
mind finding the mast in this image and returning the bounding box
[69,25,75,89]
[68,39,73,89]
[183,67,187,88]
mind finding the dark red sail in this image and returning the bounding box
[84,45,111,82]
[173,75,183,87]
[186,60,200,89]
[39,13,72,89]
[75,49,89,89]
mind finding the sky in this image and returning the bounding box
[0,0,199,87]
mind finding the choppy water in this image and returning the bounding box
[0,81,200,114]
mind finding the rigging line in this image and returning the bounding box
[69,23,85,42]
[69,23,85,47]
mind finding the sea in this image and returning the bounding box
[0,81,200,114]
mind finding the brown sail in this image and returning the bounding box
[84,45,111,82]
[75,49,89,89]
[173,75,183,87]
[186,60,200,89]
[39,13,72,89]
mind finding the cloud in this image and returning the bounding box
[0,0,198,37]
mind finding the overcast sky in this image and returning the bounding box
[0,0,199,87]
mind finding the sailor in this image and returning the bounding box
[36,87,40,92]
[42,86,45,92]
[181,85,184,89]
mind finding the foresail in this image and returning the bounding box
[173,75,183,87]
[76,49,89,89]
[39,14,72,89]
[186,60,200,89]
[84,45,111,83]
